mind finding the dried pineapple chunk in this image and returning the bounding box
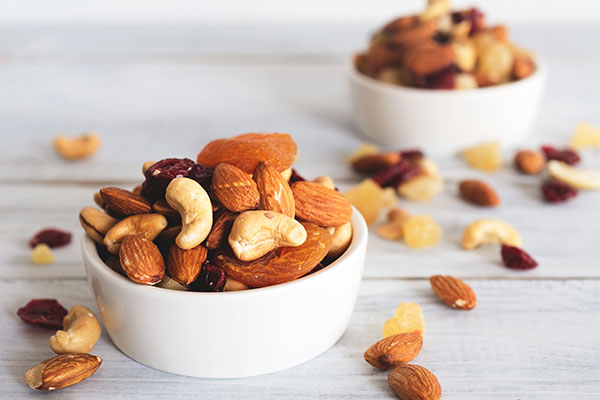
[570,122,600,150]
[462,141,502,172]
[383,302,426,337]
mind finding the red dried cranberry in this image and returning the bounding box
[400,149,424,163]
[541,145,581,165]
[141,158,213,200]
[468,8,485,34]
[290,168,306,183]
[501,245,538,270]
[17,299,68,329]
[29,228,72,248]
[371,159,421,188]
[190,262,226,292]
[541,180,578,203]
[426,66,456,89]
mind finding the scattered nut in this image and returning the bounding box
[103,213,167,254]
[347,143,379,164]
[351,153,401,174]
[430,275,477,310]
[461,219,522,250]
[388,364,442,400]
[79,206,118,244]
[165,177,213,249]
[547,160,600,190]
[398,174,443,202]
[228,211,307,261]
[53,133,101,161]
[514,150,545,174]
[458,179,500,207]
[49,306,101,354]
[24,353,102,391]
[31,244,54,265]
[377,208,411,240]
[364,332,423,369]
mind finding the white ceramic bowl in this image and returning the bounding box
[82,210,367,378]
[348,58,547,155]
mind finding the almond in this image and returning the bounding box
[514,150,545,174]
[429,275,477,310]
[24,353,102,391]
[211,163,259,212]
[388,19,438,46]
[167,243,207,285]
[99,187,152,216]
[364,332,423,369]
[291,181,353,227]
[388,364,442,400]
[458,179,500,207]
[254,161,295,217]
[119,235,165,285]
[403,42,454,76]
[152,199,179,218]
[351,152,401,174]
[205,210,238,250]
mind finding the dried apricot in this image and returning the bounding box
[196,133,297,174]
[213,222,331,287]
[383,302,426,337]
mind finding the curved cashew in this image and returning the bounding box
[103,213,167,254]
[79,206,118,244]
[461,219,522,250]
[165,177,213,250]
[326,221,353,259]
[547,160,600,190]
[313,176,335,190]
[49,306,101,354]
[228,210,307,261]
[377,208,411,241]
[53,133,101,160]
[156,274,188,291]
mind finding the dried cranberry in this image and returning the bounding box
[141,158,213,200]
[17,299,68,329]
[501,245,538,270]
[190,263,226,292]
[400,150,424,163]
[29,228,72,248]
[371,159,421,188]
[541,180,578,203]
[468,8,485,34]
[289,168,306,183]
[541,145,581,165]
[426,66,456,89]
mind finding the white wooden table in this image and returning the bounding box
[1,23,599,399]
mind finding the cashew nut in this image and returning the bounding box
[547,160,600,190]
[223,277,249,292]
[398,174,443,202]
[53,133,101,161]
[165,177,213,250]
[156,274,188,291]
[377,208,411,241]
[280,168,292,182]
[79,206,118,244]
[461,219,522,250]
[313,176,335,190]
[103,213,167,254]
[326,222,353,259]
[419,0,450,22]
[49,306,101,354]
[228,210,307,261]
[142,160,155,174]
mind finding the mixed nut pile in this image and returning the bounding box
[356,0,536,89]
[78,133,354,291]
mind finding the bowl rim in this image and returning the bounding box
[82,207,367,299]
[347,53,547,96]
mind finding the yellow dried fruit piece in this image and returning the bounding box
[403,215,442,249]
[383,302,426,338]
[31,244,54,265]
[381,187,397,207]
[343,179,385,225]
[398,175,444,202]
[462,141,502,172]
[570,122,600,150]
[347,143,379,164]
[547,160,600,190]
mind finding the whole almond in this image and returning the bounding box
[388,364,442,400]
[205,210,238,250]
[24,353,102,391]
[352,152,401,174]
[430,275,477,310]
[514,150,545,174]
[152,199,179,218]
[211,163,260,212]
[291,181,353,227]
[119,235,165,285]
[364,332,423,369]
[403,41,454,76]
[254,161,295,217]
[167,243,208,286]
[459,179,500,207]
[99,187,152,216]
[79,206,118,244]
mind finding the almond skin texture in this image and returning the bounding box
[352,152,401,174]
[459,179,500,207]
[119,235,165,285]
[514,150,545,174]
[364,332,423,369]
[388,364,442,400]
[291,181,353,227]
[205,210,238,250]
[152,199,179,218]
[254,161,295,217]
[167,243,208,286]
[211,163,260,212]
[24,353,102,391]
[99,187,152,216]
[430,275,477,310]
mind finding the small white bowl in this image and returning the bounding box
[82,210,367,378]
[348,58,547,155]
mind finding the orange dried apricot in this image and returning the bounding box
[196,133,297,174]
[213,222,331,288]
